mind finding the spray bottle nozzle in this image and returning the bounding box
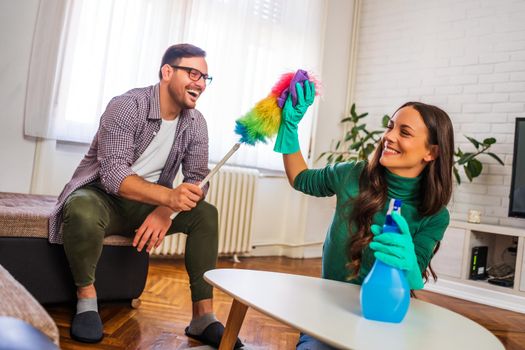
[386,198,402,215]
[385,199,402,227]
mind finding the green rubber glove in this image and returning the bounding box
[273,81,315,154]
[369,211,424,290]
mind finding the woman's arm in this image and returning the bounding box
[412,208,450,272]
[275,81,314,187]
[283,151,308,187]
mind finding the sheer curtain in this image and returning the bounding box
[185,0,325,169]
[25,0,326,170]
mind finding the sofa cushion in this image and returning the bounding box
[0,264,60,346]
[0,192,133,246]
[0,192,55,239]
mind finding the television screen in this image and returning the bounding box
[509,117,525,218]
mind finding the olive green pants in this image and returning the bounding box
[62,182,218,302]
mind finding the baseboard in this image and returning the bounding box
[425,278,525,314]
[248,244,322,258]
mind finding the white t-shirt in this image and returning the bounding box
[131,117,179,183]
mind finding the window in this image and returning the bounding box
[25,0,326,170]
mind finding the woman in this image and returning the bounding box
[274,81,454,349]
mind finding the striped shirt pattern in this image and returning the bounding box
[48,84,210,244]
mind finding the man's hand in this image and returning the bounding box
[167,183,203,212]
[133,206,173,253]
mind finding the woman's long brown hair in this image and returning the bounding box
[346,102,454,283]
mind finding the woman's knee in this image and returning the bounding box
[296,333,337,350]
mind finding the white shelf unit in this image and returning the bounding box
[427,220,525,314]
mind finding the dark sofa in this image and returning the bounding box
[0,192,149,305]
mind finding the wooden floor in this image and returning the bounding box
[45,256,525,349]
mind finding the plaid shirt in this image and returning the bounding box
[48,84,210,244]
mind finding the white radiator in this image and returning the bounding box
[152,165,259,256]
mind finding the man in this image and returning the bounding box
[48,44,242,348]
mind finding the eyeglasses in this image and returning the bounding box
[169,65,213,85]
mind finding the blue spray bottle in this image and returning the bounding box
[360,198,410,323]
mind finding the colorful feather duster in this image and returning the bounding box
[234,69,320,145]
[171,70,319,220]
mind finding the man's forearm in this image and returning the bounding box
[118,175,172,208]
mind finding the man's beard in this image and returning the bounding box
[168,83,195,110]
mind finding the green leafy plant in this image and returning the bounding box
[454,136,504,184]
[318,103,504,184]
[317,104,389,163]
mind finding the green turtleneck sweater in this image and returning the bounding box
[294,161,449,284]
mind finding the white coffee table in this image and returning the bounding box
[204,268,504,350]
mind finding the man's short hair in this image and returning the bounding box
[158,44,206,80]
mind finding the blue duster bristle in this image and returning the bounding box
[235,120,269,145]
[234,121,255,145]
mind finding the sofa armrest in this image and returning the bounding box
[0,264,60,347]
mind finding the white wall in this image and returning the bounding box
[353,0,525,228]
[0,0,39,192]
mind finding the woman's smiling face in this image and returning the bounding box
[379,106,437,178]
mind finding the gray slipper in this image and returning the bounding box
[70,311,104,343]
[185,321,243,349]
